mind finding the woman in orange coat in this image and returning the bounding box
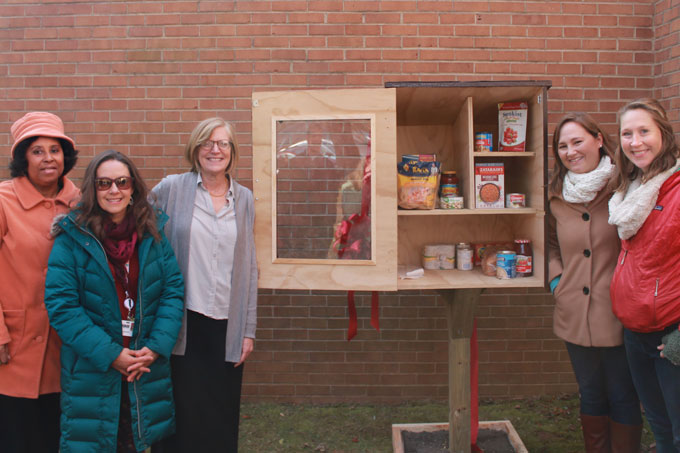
[0,112,79,452]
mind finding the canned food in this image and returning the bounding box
[440,194,456,209]
[506,193,526,208]
[422,244,456,270]
[475,132,493,152]
[496,250,517,279]
[456,243,473,271]
[441,195,464,209]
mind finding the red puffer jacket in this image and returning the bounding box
[610,171,680,333]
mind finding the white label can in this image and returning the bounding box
[456,244,473,271]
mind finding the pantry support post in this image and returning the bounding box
[439,288,481,453]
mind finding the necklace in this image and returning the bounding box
[208,187,227,198]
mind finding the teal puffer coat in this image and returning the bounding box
[44,211,184,453]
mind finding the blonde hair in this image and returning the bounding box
[184,117,239,175]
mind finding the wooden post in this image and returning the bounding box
[439,288,481,453]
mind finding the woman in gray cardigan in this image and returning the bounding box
[151,117,257,453]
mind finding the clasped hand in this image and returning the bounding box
[111,347,159,382]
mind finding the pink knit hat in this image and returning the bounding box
[10,112,75,157]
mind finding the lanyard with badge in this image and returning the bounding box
[121,261,135,338]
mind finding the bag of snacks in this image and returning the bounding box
[397,155,441,210]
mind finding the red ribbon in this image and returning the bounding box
[346,290,380,341]
[334,151,378,340]
[347,291,357,341]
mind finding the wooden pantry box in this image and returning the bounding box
[251,80,551,292]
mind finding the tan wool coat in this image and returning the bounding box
[0,176,79,398]
[548,187,623,347]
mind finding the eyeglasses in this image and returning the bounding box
[95,176,133,191]
[199,140,232,151]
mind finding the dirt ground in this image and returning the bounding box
[402,428,515,453]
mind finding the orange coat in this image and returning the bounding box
[0,176,79,398]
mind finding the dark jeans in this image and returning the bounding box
[565,341,641,425]
[0,392,60,453]
[625,326,680,453]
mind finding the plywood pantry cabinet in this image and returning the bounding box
[252,81,551,292]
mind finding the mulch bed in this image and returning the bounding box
[402,428,515,453]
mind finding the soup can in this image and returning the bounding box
[506,193,526,208]
[475,132,493,152]
[456,243,473,271]
[496,250,516,279]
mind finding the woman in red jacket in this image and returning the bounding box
[609,98,680,452]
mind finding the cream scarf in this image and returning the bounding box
[608,159,680,240]
[562,156,615,204]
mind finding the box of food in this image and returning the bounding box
[475,163,504,208]
[498,101,528,152]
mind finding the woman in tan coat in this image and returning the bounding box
[548,113,641,452]
[0,112,79,452]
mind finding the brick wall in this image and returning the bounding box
[653,0,680,127]
[0,1,673,402]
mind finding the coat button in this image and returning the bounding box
[583,286,590,295]
[582,213,590,221]
[43,201,52,209]
[583,249,591,258]
[35,336,43,342]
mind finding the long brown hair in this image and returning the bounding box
[75,150,160,242]
[548,112,616,196]
[612,98,680,193]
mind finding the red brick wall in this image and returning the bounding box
[653,0,680,128]
[0,1,672,402]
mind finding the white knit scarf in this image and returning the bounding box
[608,159,680,240]
[562,156,615,204]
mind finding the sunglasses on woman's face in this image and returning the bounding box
[94,176,133,191]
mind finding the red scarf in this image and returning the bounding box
[102,213,138,294]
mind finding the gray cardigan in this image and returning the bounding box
[151,172,258,362]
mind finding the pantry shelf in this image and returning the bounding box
[473,152,535,157]
[397,267,545,290]
[398,208,541,216]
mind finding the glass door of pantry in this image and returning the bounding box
[251,88,398,291]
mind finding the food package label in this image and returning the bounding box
[475,163,504,209]
[397,158,441,210]
[498,101,528,152]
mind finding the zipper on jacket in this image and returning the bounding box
[133,274,145,446]
[653,278,660,326]
[74,217,147,447]
[620,249,628,265]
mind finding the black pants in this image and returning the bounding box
[0,392,60,453]
[156,310,244,453]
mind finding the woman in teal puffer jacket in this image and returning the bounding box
[45,150,184,453]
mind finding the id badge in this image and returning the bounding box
[122,320,134,337]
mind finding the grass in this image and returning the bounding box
[239,393,656,452]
